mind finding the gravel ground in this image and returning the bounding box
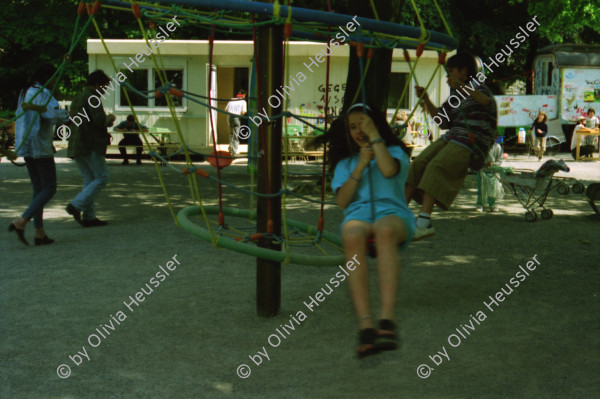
[1,148,598,399]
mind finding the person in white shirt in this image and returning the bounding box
[586,108,599,129]
[10,64,69,246]
[571,116,597,159]
[224,89,247,156]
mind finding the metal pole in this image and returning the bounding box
[256,22,282,317]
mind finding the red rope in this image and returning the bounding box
[207,25,225,226]
[318,31,332,233]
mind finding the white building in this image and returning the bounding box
[87,39,452,150]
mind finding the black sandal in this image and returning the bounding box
[375,319,399,351]
[8,223,29,246]
[357,328,379,359]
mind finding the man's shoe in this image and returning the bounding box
[122,160,129,165]
[82,218,108,227]
[66,203,82,224]
[413,224,435,241]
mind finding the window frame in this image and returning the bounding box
[114,59,187,112]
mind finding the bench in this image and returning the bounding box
[106,143,180,163]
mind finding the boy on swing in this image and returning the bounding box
[406,53,497,239]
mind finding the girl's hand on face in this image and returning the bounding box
[359,114,379,141]
[358,144,375,167]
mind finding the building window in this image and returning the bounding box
[541,61,553,88]
[154,69,184,107]
[117,67,185,109]
[120,69,149,107]
[387,73,410,110]
[547,62,554,88]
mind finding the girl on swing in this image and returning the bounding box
[318,103,415,358]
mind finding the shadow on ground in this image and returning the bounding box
[1,154,598,399]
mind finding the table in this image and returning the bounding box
[282,134,324,160]
[112,129,178,163]
[119,129,177,146]
[575,129,600,160]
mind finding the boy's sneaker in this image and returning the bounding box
[489,206,498,212]
[413,224,435,241]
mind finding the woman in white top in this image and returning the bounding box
[571,116,597,159]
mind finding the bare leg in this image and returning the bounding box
[341,220,373,329]
[11,217,28,230]
[420,191,436,214]
[373,216,407,321]
[34,227,47,239]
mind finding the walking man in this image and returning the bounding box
[66,70,115,227]
[225,89,247,156]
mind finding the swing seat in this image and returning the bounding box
[366,236,406,258]
[367,237,377,258]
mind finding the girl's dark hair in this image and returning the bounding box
[312,103,410,172]
[30,64,57,86]
[20,63,57,102]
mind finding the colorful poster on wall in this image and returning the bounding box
[494,95,558,126]
[561,68,600,122]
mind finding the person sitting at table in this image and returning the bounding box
[114,115,147,165]
[571,116,598,160]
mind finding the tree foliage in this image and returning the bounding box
[0,0,598,115]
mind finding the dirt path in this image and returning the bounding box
[1,151,598,398]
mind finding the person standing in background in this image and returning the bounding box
[9,64,69,246]
[225,89,247,156]
[586,108,599,129]
[476,137,504,212]
[66,70,115,227]
[530,111,548,161]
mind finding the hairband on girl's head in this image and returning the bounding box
[346,103,372,114]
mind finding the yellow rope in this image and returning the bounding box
[350,57,372,105]
[391,65,414,124]
[281,33,292,265]
[91,18,182,225]
[369,0,380,20]
[134,17,221,246]
[432,0,454,37]
[410,0,428,43]
[313,242,328,256]
[406,63,442,125]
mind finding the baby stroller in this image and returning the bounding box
[492,159,586,222]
